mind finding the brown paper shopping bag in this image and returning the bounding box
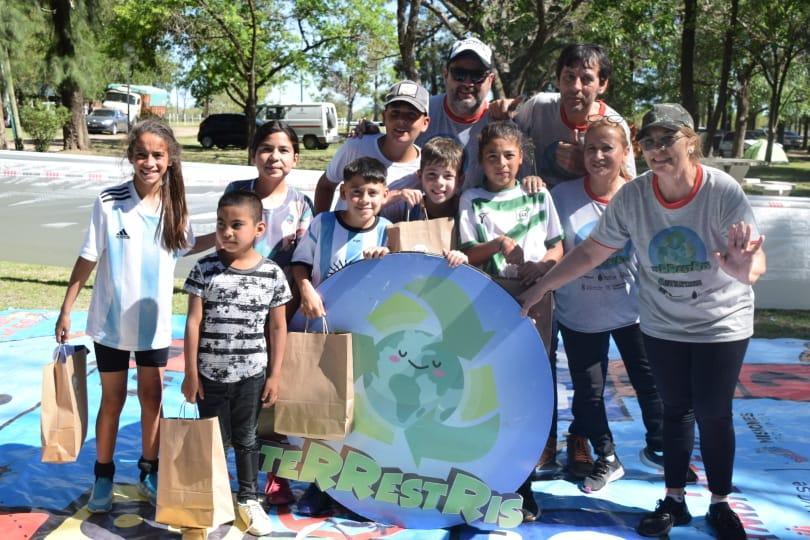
[387,206,456,254]
[274,318,354,440]
[155,406,235,529]
[494,277,555,354]
[41,344,89,463]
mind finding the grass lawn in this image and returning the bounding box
[747,150,810,197]
[1,260,807,340]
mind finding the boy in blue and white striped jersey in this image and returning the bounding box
[292,156,391,321]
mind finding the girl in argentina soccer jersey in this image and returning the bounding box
[223,121,313,320]
[458,120,563,522]
[55,120,197,514]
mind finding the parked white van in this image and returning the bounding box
[257,102,341,150]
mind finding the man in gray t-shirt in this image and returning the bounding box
[496,43,636,188]
[415,37,495,189]
[357,37,495,193]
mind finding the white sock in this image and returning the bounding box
[604,454,616,463]
[711,494,729,505]
[666,492,685,503]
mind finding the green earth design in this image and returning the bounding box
[352,277,502,465]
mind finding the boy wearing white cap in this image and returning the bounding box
[313,80,431,213]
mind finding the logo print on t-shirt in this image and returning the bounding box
[648,226,708,273]
[115,228,130,239]
[575,221,632,269]
[649,226,707,300]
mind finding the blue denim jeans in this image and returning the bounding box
[198,372,265,503]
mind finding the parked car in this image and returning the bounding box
[782,130,802,150]
[85,108,129,135]
[718,129,767,157]
[197,113,262,149]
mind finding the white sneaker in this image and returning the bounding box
[238,499,273,537]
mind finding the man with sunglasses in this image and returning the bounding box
[350,37,495,196]
[495,43,636,190]
[414,36,495,189]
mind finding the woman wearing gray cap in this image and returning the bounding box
[519,103,764,539]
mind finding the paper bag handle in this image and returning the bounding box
[178,401,200,419]
[53,344,69,364]
[303,316,329,334]
[404,197,429,222]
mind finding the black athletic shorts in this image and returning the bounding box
[94,342,169,373]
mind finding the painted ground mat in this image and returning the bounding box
[1,309,808,539]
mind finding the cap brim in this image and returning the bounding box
[638,122,683,139]
[384,97,427,114]
[448,50,492,69]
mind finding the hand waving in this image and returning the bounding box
[713,221,765,285]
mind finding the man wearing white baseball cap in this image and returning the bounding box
[416,36,495,189]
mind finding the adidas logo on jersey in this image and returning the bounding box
[115,228,130,239]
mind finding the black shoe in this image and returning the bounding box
[296,484,332,516]
[517,480,540,522]
[706,502,747,539]
[581,455,624,493]
[639,447,699,484]
[636,497,692,537]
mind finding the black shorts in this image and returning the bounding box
[94,342,169,372]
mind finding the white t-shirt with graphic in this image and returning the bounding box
[80,181,193,351]
[292,212,391,286]
[551,178,640,333]
[458,184,563,278]
[591,165,758,342]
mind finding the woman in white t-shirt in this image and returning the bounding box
[551,117,665,494]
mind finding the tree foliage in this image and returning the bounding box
[111,0,390,159]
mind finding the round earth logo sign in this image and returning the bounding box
[262,253,554,529]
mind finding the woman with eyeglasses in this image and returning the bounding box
[520,103,765,540]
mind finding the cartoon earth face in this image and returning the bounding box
[289,253,553,529]
[365,329,463,427]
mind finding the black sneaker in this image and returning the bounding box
[517,479,540,522]
[581,455,624,493]
[706,502,746,539]
[636,497,692,537]
[639,447,699,484]
[296,484,333,516]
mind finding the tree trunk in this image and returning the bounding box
[1,45,24,150]
[346,92,356,137]
[680,0,698,122]
[396,0,422,82]
[0,88,7,150]
[61,77,90,150]
[703,0,737,156]
[732,79,750,158]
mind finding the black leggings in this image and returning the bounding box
[643,334,749,495]
[561,322,662,457]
